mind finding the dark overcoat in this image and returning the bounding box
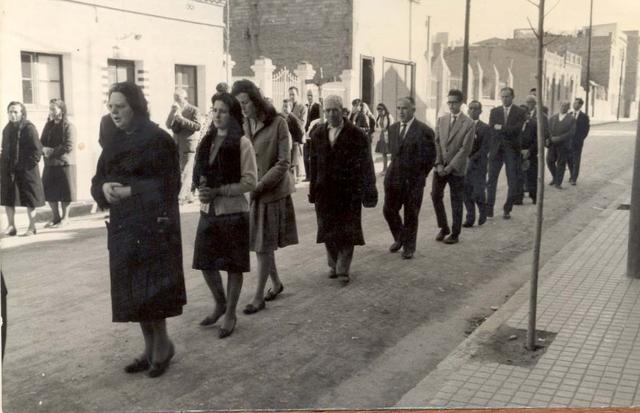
[91,117,186,322]
[309,119,377,246]
[0,120,45,208]
[465,120,492,188]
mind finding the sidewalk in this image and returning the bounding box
[396,195,639,409]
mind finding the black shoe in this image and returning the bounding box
[264,283,284,301]
[531,197,537,205]
[200,306,226,326]
[443,235,459,244]
[389,241,403,253]
[328,269,338,279]
[243,301,266,315]
[486,209,494,218]
[401,250,414,259]
[570,180,576,186]
[513,199,523,205]
[555,184,563,189]
[548,180,556,186]
[435,228,450,242]
[124,357,150,373]
[503,212,511,219]
[148,344,174,378]
[218,318,236,339]
[478,215,487,225]
[462,221,474,228]
[338,273,351,284]
[3,226,17,236]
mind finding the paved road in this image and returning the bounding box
[1,121,637,412]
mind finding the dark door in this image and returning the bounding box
[361,56,375,107]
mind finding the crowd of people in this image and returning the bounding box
[0,79,590,378]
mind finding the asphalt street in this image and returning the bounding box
[1,121,637,412]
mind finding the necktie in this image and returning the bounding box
[451,115,457,126]
[399,123,407,140]
[504,107,509,122]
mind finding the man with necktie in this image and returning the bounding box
[463,100,492,227]
[546,101,576,189]
[383,97,436,259]
[303,90,321,182]
[519,95,550,204]
[487,87,527,220]
[432,89,475,244]
[567,97,590,185]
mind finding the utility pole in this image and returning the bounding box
[628,102,640,278]
[617,52,625,121]
[462,0,471,102]
[528,0,546,352]
[225,0,231,83]
[585,0,594,117]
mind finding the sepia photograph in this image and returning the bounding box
[1,0,640,411]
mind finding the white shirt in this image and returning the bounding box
[399,117,415,139]
[503,105,512,121]
[328,120,344,146]
[558,112,568,122]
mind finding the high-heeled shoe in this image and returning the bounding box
[148,343,175,378]
[20,228,37,237]
[124,356,150,373]
[3,226,16,236]
[199,306,226,326]
[218,318,236,339]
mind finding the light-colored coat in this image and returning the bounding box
[435,112,475,176]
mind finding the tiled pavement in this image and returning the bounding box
[404,204,640,409]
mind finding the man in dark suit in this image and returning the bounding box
[432,89,475,244]
[463,100,492,227]
[519,95,550,204]
[567,97,590,185]
[308,95,377,284]
[165,88,201,204]
[383,97,436,259]
[487,87,527,219]
[546,101,576,189]
[303,90,321,182]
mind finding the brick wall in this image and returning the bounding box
[229,0,353,79]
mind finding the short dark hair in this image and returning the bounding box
[468,100,482,110]
[231,79,269,118]
[108,82,150,120]
[574,97,584,105]
[351,98,362,106]
[501,87,515,97]
[398,96,415,108]
[288,86,299,94]
[7,101,27,120]
[448,89,464,103]
[211,92,243,127]
[216,82,229,94]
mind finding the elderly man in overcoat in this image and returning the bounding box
[308,95,377,284]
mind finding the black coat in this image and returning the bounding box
[41,119,76,166]
[0,120,45,208]
[519,111,550,156]
[465,120,492,187]
[489,105,527,153]
[571,111,590,148]
[309,119,377,246]
[91,118,186,322]
[384,119,436,191]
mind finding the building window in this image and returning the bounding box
[175,65,198,107]
[21,52,63,105]
[107,59,135,85]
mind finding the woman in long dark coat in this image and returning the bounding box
[192,92,256,338]
[1,101,45,236]
[91,82,186,378]
[41,99,77,227]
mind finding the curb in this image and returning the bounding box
[32,201,97,223]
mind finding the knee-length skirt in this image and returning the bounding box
[249,195,299,253]
[193,211,250,273]
[43,165,77,202]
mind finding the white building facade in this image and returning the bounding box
[1,0,227,199]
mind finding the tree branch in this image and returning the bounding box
[545,0,561,17]
[527,17,540,38]
[525,0,539,6]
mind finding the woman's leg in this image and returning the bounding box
[200,270,227,324]
[267,252,283,292]
[150,319,173,363]
[221,272,243,331]
[26,207,36,231]
[47,202,60,224]
[4,206,15,230]
[382,153,388,171]
[59,202,70,224]
[248,251,273,308]
[139,321,154,361]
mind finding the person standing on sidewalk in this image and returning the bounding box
[308,95,377,284]
[567,97,590,185]
[1,101,45,237]
[487,87,527,220]
[432,89,475,244]
[546,101,576,189]
[285,87,307,183]
[91,82,186,378]
[374,103,394,175]
[383,97,436,259]
[40,99,77,228]
[303,90,321,182]
[166,88,201,204]
[463,100,491,227]
[192,92,256,339]
[519,95,550,204]
[232,79,299,315]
